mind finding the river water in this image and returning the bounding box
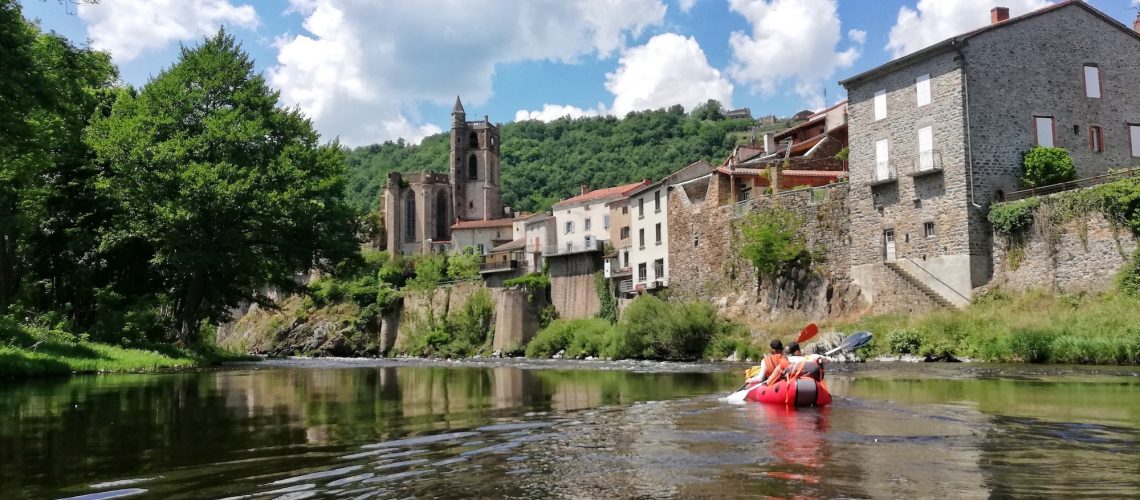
[3,359,1140,499]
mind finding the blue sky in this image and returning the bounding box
[22,0,1140,147]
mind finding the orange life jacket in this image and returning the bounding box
[761,353,789,385]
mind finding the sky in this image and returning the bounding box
[22,0,1140,147]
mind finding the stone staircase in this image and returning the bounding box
[884,261,958,309]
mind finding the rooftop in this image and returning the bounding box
[552,180,651,208]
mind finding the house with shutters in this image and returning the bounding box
[839,1,1140,310]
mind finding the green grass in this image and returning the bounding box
[827,290,1140,364]
[0,318,256,377]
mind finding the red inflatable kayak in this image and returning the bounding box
[741,378,832,407]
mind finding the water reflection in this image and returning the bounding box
[1,361,1139,498]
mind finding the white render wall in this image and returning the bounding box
[553,200,613,252]
[451,226,510,255]
[629,185,669,286]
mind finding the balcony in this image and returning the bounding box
[543,238,605,257]
[909,149,943,177]
[867,161,898,187]
[618,279,634,295]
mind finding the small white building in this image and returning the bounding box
[449,218,515,255]
[626,160,714,294]
[550,180,649,255]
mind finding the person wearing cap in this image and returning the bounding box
[744,339,789,385]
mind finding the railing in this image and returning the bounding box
[869,161,898,185]
[543,239,605,257]
[899,257,970,304]
[479,259,518,272]
[1003,167,1140,202]
[911,149,943,175]
[618,279,634,294]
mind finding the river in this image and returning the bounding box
[2,359,1140,499]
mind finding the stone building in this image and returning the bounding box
[382,97,511,255]
[839,2,1140,310]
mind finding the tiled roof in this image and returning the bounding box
[553,180,650,208]
[716,166,846,179]
[492,238,526,252]
[451,218,515,230]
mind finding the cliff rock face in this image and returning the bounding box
[216,298,381,357]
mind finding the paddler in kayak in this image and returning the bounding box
[743,339,788,386]
[769,342,828,385]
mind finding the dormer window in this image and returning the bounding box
[1083,64,1101,99]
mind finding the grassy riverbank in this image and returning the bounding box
[832,290,1140,364]
[0,318,253,377]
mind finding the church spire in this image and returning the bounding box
[452,95,465,115]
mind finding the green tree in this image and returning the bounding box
[690,99,725,121]
[407,254,446,328]
[447,246,481,281]
[738,206,810,278]
[86,30,357,345]
[1022,146,1076,188]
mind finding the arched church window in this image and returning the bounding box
[435,192,448,240]
[468,155,478,180]
[469,132,479,148]
[404,193,416,241]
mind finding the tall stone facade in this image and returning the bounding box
[383,97,506,255]
[667,173,865,323]
[840,1,1140,310]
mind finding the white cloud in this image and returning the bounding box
[606,33,734,117]
[886,0,1052,58]
[515,104,603,122]
[678,0,698,13]
[270,0,667,145]
[727,0,859,110]
[516,33,733,122]
[78,0,257,63]
[848,29,867,45]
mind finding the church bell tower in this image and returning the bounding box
[449,96,503,221]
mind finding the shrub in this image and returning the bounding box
[447,247,481,281]
[503,273,550,292]
[525,318,613,358]
[1022,146,1075,188]
[1005,329,1055,363]
[988,198,1039,235]
[595,272,618,323]
[887,329,923,355]
[738,205,811,278]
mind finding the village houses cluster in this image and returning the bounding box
[381,2,1140,314]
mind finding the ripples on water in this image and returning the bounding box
[3,360,1140,498]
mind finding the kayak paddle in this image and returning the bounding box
[825,331,873,356]
[795,323,819,344]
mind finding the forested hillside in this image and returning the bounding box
[345,103,788,213]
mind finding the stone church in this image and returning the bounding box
[382,97,512,255]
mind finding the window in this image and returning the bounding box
[1130,124,1140,158]
[918,126,934,171]
[1083,64,1101,99]
[693,231,700,247]
[584,218,592,231]
[620,226,630,240]
[637,263,647,282]
[566,242,572,253]
[564,221,574,234]
[874,139,890,181]
[468,155,478,180]
[603,214,610,229]
[924,221,936,238]
[1034,116,1055,147]
[404,194,416,240]
[874,89,887,120]
[622,251,629,268]
[476,244,485,255]
[655,223,662,245]
[585,236,592,248]
[1089,125,1104,153]
[653,259,664,280]
[639,228,645,249]
[638,198,644,219]
[622,206,629,215]
[916,74,931,107]
[654,190,661,212]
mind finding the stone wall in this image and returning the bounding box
[990,209,1138,294]
[548,252,601,319]
[668,175,863,324]
[492,288,548,353]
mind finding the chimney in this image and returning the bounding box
[580,184,590,196]
[763,132,777,154]
[991,7,1009,24]
[1134,12,1140,33]
[643,178,651,185]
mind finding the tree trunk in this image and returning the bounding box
[177,271,207,346]
[0,233,16,310]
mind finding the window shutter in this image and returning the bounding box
[916,74,931,107]
[874,90,887,120]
